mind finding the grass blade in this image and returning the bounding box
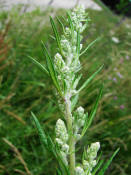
[81,85,103,137]
[98,148,120,175]
[78,65,103,93]
[28,56,49,75]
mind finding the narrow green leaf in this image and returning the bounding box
[67,12,74,36]
[56,169,62,175]
[82,147,87,162]
[72,74,82,89]
[28,56,49,75]
[80,37,101,56]
[49,35,56,40]
[98,148,120,175]
[31,112,48,146]
[92,159,104,175]
[61,16,67,23]
[76,30,80,57]
[81,112,88,136]
[56,17,65,32]
[55,148,70,175]
[50,16,62,52]
[22,81,45,87]
[78,65,104,93]
[71,94,79,111]
[81,85,103,137]
[63,79,67,95]
[41,41,62,96]
[32,113,69,174]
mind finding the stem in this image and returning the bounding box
[65,95,75,175]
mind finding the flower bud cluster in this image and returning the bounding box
[53,5,89,99]
[74,106,86,141]
[55,119,69,165]
[75,166,85,175]
[75,142,100,175]
[83,142,100,173]
[54,53,65,70]
[71,5,90,33]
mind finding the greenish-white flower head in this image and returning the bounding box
[87,142,100,160]
[83,160,90,169]
[75,166,85,175]
[71,5,90,33]
[76,106,84,117]
[61,143,69,154]
[60,151,68,166]
[55,119,69,165]
[54,53,65,70]
[82,142,100,172]
[74,106,86,135]
[55,119,68,143]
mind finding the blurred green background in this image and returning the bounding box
[0,1,131,175]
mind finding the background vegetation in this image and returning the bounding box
[0,3,131,175]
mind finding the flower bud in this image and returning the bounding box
[87,142,100,160]
[61,151,68,166]
[90,142,100,152]
[54,53,65,69]
[83,160,90,170]
[75,166,85,175]
[76,106,84,117]
[62,144,69,154]
[90,160,97,168]
[55,138,63,146]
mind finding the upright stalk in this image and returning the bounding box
[65,95,75,175]
[31,5,119,175]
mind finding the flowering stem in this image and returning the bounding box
[65,95,75,175]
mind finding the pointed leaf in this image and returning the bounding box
[32,112,56,154]
[56,17,65,32]
[49,35,56,40]
[92,159,104,175]
[41,41,62,96]
[76,30,80,57]
[67,12,74,36]
[78,65,103,93]
[81,85,103,137]
[71,94,79,111]
[28,56,49,75]
[56,169,62,175]
[31,112,48,146]
[22,81,45,88]
[98,148,119,175]
[50,16,62,52]
[80,37,101,56]
[72,74,82,89]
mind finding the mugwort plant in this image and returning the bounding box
[29,5,119,175]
